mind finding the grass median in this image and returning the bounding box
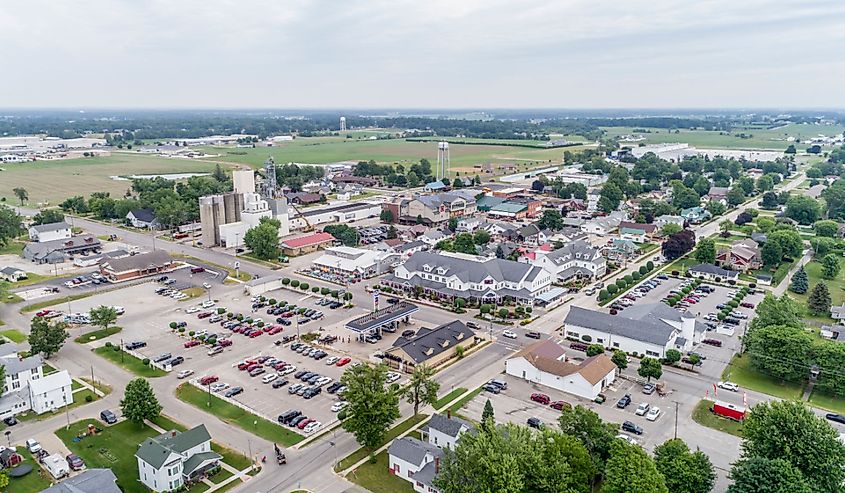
[721,354,804,400]
[0,328,27,343]
[691,399,744,437]
[74,326,122,343]
[93,345,167,377]
[433,387,467,410]
[175,383,304,447]
[335,413,427,472]
[447,386,483,415]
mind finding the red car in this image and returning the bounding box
[530,393,550,405]
[184,340,200,348]
[336,357,352,367]
[35,309,52,317]
[197,311,212,319]
[199,375,218,385]
[237,360,256,370]
[740,302,755,309]
[250,331,263,338]
[297,418,314,429]
[273,361,287,370]
[550,400,571,411]
[218,339,233,347]
[268,326,283,335]
[190,267,205,274]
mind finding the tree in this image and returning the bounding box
[12,187,28,205]
[756,174,774,192]
[745,324,813,381]
[813,219,838,238]
[401,364,440,415]
[341,363,400,455]
[120,378,162,424]
[447,217,458,232]
[785,195,821,225]
[654,439,716,493]
[637,357,663,381]
[386,225,397,239]
[767,229,802,258]
[811,236,836,258]
[672,184,701,210]
[611,350,628,370]
[748,294,803,334]
[89,305,118,332]
[243,217,281,260]
[0,206,24,248]
[760,241,782,267]
[28,317,69,359]
[822,179,845,220]
[808,282,831,316]
[739,400,845,492]
[31,209,65,225]
[661,223,682,236]
[558,405,619,472]
[495,245,505,258]
[407,171,420,187]
[472,230,490,245]
[788,266,808,294]
[664,349,681,365]
[323,224,360,247]
[706,200,726,217]
[728,457,813,493]
[662,230,696,261]
[537,209,564,231]
[380,209,394,224]
[602,441,668,493]
[586,344,605,357]
[694,238,716,264]
[212,163,228,182]
[727,186,746,206]
[599,182,624,212]
[821,253,841,279]
[755,216,775,232]
[760,191,779,209]
[481,399,495,430]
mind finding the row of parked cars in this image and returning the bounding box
[609,274,669,311]
[277,410,322,434]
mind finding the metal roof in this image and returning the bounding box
[345,301,419,333]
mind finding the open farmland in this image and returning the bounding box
[199,136,586,174]
[602,123,845,150]
[0,153,219,205]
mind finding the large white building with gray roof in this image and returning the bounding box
[0,344,73,420]
[383,251,553,305]
[564,303,706,358]
[531,240,606,283]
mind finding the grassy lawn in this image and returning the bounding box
[208,468,234,484]
[448,386,483,414]
[347,450,416,493]
[56,419,166,493]
[637,243,659,255]
[10,272,58,288]
[74,326,122,343]
[151,415,253,470]
[0,281,24,303]
[788,257,845,323]
[18,388,101,423]
[0,240,25,256]
[93,345,167,377]
[433,387,467,410]
[722,354,804,400]
[661,256,699,275]
[175,383,304,447]
[21,292,96,313]
[1,328,27,342]
[7,448,52,493]
[43,363,57,374]
[808,390,845,415]
[80,377,113,396]
[336,413,428,471]
[181,287,205,300]
[691,400,744,437]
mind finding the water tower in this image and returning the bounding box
[339,116,347,133]
[437,141,450,180]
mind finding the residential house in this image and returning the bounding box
[127,208,160,229]
[564,303,707,358]
[0,344,73,421]
[41,469,121,493]
[383,250,553,305]
[480,241,519,259]
[505,339,617,400]
[546,227,588,245]
[707,187,729,204]
[99,250,176,282]
[479,221,517,241]
[581,211,627,236]
[456,217,481,233]
[618,221,657,240]
[654,215,685,230]
[394,240,429,258]
[280,232,335,256]
[517,224,550,247]
[680,207,711,224]
[820,325,845,343]
[830,302,845,322]
[419,229,448,247]
[806,184,826,199]
[23,235,101,264]
[424,181,448,192]
[606,238,639,261]
[420,413,474,449]
[619,226,646,243]
[716,239,761,272]
[28,222,71,243]
[0,266,26,282]
[386,320,477,369]
[136,425,221,493]
[688,263,739,282]
[530,240,606,283]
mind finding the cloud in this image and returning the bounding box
[1,0,844,108]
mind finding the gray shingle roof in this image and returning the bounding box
[400,251,538,285]
[427,413,473,438]
[390,320,475,364]
[565,305,681,346]
[543,240,602,265]
[388,437,442,466]
[128,208,156,223]
[40,468,120,493]
[101,250,173,273]
[136,425,213,469]
[31,222,70,233]
[688,263,738,279]
[2,353,43,375]
[0,266,24,275]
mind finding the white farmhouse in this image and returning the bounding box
[0,344,73,420]
[136,425,221,492]
[28,222,71,243]
[505,339,617,400]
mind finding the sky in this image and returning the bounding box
[2,0,845,109]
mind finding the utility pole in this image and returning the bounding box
[120,339,124,363]
[674,401,680,439]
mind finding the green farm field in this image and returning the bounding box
[602,123,845,151]
[0,153,219,205]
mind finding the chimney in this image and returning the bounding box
[447,409,451,419]
[171,431,177,437]
[434,456,440,473]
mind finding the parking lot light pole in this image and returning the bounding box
[673,401,680,439]
[207,383,211,407]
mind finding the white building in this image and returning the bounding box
[136,425,221,493]
[505,339,617,400]
[312,246,400,280]
[28,222,72,243]
[383,251,553,305]
[530,240,606,283]
[581,211,627,236]
[564,303,706,358]
[0,345,73,420]
[654,215,685,230]
[218,192,273,248]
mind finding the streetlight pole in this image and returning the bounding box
[673,401,680,440]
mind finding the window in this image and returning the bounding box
[597,338,604,344]
[613,342,620,348]
[646,350,659,357]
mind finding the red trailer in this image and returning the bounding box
[712,400,746,421]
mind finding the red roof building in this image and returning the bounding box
[281,232,335,256]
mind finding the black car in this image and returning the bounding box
[622,421,643,435]
[278,410,301,424]
[616,394,632,409]
[303,387,322,399]
[300,372,314,381]
[100,409,118,424]
[224,387,244,398]
[3,417,18,426]
[169,356,185,366]
[125,341,147,350]
[402,329,416,338]
[272,379,289,389]
[826,413,845,425]
[525,331,541,339]
[290,415,308,427]
[527,417,542,429]
[153,353,172,363]
[306,374,321,384]
[327,382,342,394]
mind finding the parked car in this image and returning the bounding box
[483,383,501,394]
[717,381,739,392]
[527,417,543,429]
[199,375,219,385]
[168,356,184,366]
[702,339,722,347]
[642,383,656,395]
[825,413,845,425]
[153,353,172,363]
[210,382,229,393]
[176,369,194,379]
[66,453,85,471]
[26,438,42,453]
[646,407,662,421]
[331,401,348,412]
[272,379,289,389]
[262,373,278,384]
[224,387,244,397]
[622,421,643,435]
[550,400,570,411]
[530,393,550,405]
[635,402,650,416]
[616,434,638,446]
[616,394,632,409]
[125,341,146,350]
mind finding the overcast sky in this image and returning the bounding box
[2,0,844,109]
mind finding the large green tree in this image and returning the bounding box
[788,266,808,294]
[760,241,782,267]
[821,253,841,279]
[28,317,69,359]
[601,441,668,493]
[728,458,812,493]
[12,187,28,205]
[784,195,821,225]
[767,229,802,258]
[537,209,564,231]
[120,378,162,424]
[243,217,281,260]
[637,357,663,382]
[0,206,24,248]
[739,400,845,492]
[400,364,439,415]
[340,363,400,455]
[745,324,813,382]
[654,439,716,493]
[694,238,716,264]
[807,282,832,316]
[558,405,619,473]
[89,305,118,332]
[31,209,65,225]
[813,219,839,238]
[813,340,845,396]
[748,294,803,335]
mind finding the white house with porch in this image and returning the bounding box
[136,425,221,492]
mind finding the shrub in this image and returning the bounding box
[647,260,654,270]
[632,271,642,281]
[616,279,627,289]
[607,285,619,295]
[282,278,290,285]
[300,283,309,291]
[728,280,736,285]
[728,300,739,308]
[321,287,330,295]
[112,345,120,352]
[178,327,185,333]
[480,304,493,314]
[717,312,726,320]
[207,337,216,345]
[290,280,300,288]
[85,395,93,402]
[260,296,267,302]
[748,283,756,289]
[599,289,609,301]
[189,331,195,337]
[639,265,648,275]
[269,299,277,305]
[217,307,225,314]
[515,306,525,315]
[312,286,320,293]
[105,341,112,347]
[624,275,634,284]
[525,307,532,314]
[142,358,150,365]
[581,334,592,342]
[169,322,177,330]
